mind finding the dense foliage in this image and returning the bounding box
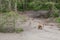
[0,0,60,11]
[17,0,60,11]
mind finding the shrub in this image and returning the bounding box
[55,17,60,23]
[0,11,25,33]
[15,28,24,33]
[55,4,60,9]
[52,13,59,17]
[52,8,59,17]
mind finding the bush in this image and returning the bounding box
[17,1,60,11]
[0,26,15,33]
[55,17,60,23]
[17,0,50,11]
[52,13,59,17]
[0,11,24,33]
[55,4,60,9]
[17,3,24,11]
[15,28,24,33]
[52,8,59,17]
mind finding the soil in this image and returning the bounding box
[0,13,60,40]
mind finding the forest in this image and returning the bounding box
[0,0,60,11]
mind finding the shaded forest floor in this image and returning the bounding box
[0,12,60,40]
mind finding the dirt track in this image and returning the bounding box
[0,17,60,40]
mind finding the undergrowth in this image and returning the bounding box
[0,11,26,33]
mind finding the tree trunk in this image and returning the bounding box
[8,0,11,11]
[0,0,1,12]
[14,0,17,12]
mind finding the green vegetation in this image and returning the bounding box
[0,0,60,17]
[55,17,60,28]
[0,0,60,11]
[0,0,60,32]
[55,17,60,23]
[15,28,24,33]
[0,11,26,33]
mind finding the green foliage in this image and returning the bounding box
[0,0,60,11]
[55,4,60,9]
[17,0,25,11]
[28,1,41,10]
[17,0,60,11]
[51,7,59,17]
[52,13,59,17]
[0,11,24,33]
[0,0,60,18]
[52,6,59,17]
[15,28,23,33]
[55,17,60,23]
[45,2,59,17]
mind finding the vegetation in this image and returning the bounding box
[0,0,60,11]
[0,0,60,32]
[0,0,60,17]
[15,28,24,33]
[55,17,60,23]
[0,11,26,33]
